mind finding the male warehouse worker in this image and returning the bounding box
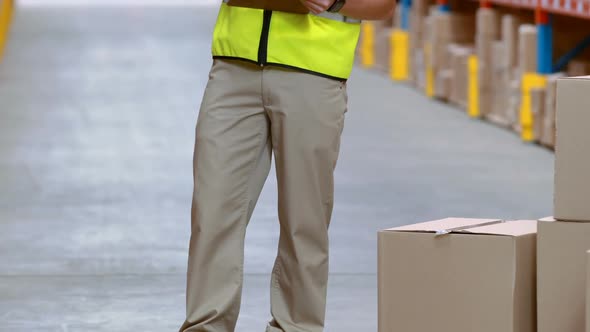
[179,0,396,331]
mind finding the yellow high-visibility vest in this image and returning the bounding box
[212,3,361,80]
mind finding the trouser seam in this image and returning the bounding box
[238,117,268,275]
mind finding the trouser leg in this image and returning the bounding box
[262,67,348,332]
[180,59,272,332]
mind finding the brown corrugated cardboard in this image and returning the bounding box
[227,0,308,13]
[430,13,476,72]
[567,59,590,77]
[518,25,537,74]
[487,41,510,125]
[554,76,590,221]
[540,73,564,148]
[501,14,521,69]
[379,218,537,332]
[538,217,590,332]
[476,8,500,38]
[374,28,393,74]
[531,87,545,142]
[475,8,498,119]
[413,48,425,89]
[435,69,453,100]
[508,73,522,132]
[449,44,473,108]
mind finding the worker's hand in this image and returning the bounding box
[300,0,336,14]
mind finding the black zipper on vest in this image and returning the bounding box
[257,10,272,66]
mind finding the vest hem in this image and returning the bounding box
[212,56,348,82]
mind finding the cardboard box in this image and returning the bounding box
[435,69,453,100]
[540,73,564,148]
[538,217,590,332]
[518,25,538,74]
[379,218,537,332]
[227,0,308,13]
[430,13,476,71]
[501,14,521,69]
[374,28,393,74]
[476,8,500,38]
[487,41,510,125]
[554,76,590,221]
[449,44,473,108]
[413,48,425,89]
[567,59,590,77]
[531,87,546,142]
[508,73,522,132]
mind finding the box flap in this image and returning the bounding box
[385,218,502,233]
[559,75,590,81]
[466,220,537,236]
[383,218,537,237]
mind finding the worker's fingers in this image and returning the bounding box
[304,0,335,11]
[306,0,332,7]
[301,0,325,14]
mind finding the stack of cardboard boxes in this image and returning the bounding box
[475,8,500,118]
[409,0,431,89]
[378,76,590,332]
[427,12,475,100]
[373,17,396,75]
[378,218,537,332]
[355,3,589,151]
[485,14,523,127]
[538,76,590,332]
[447,44,473,108]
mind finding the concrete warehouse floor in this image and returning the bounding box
[0,4,554,332]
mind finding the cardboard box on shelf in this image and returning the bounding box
[449,44,473,108]
[476,8,500,38]
[413,48,425,89]
[412,0,430,17]
[554,76,590,221]
[508,74,522,132]
[487,41,511,126]
[475,8,499,119]
[518,25,538,74]
[501,14,521,69]
[374,28,393,74]
[435,69,453,100]
[430,12,476,71]
[539,73,564,148]
[530,87,546,142]
[227,0,308,13]
[567,59,590,77]
[379,218,537,332]
[538,217,590,332]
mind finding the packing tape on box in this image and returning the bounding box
[361,22,375,68]
[468,55,480,118]
[520,72,547,142]
[435,219,505,236]
[391,29,409,81]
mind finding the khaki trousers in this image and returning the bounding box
[179,59,348,332]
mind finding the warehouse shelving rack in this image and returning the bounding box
[482,0,590,20]
[404,0,588,140]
